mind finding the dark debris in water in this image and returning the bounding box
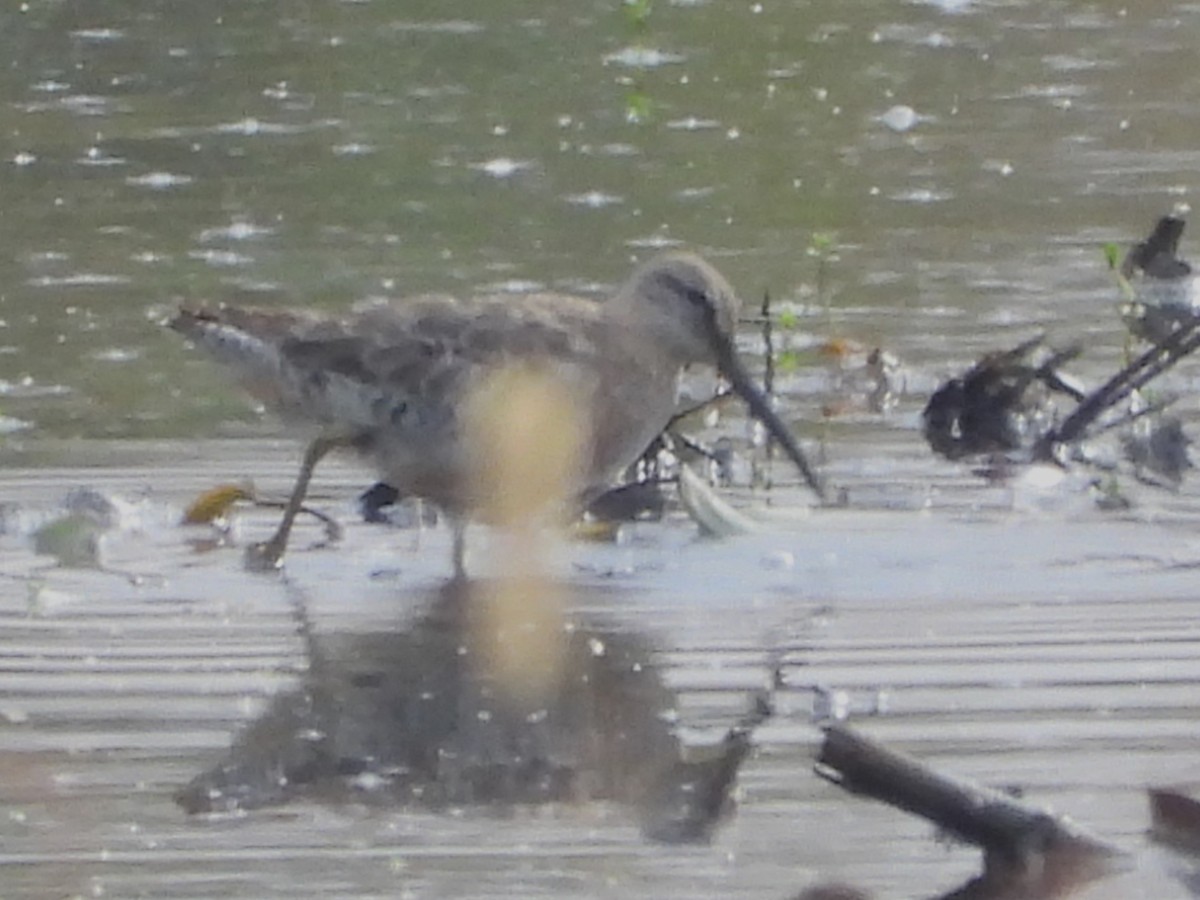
[813,725,1127,900]
[923,327,1200,494]
[923,219,1200,495]
[1122,414,1193,488]
[356,481,401,523]
[921,336,1084,463]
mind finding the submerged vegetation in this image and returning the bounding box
[618,0,658,124]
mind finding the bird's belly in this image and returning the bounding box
[582,388,679,495]
[359,379,680,515]
[1138,277,1200,311]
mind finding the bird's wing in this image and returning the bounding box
[173,294,609,434]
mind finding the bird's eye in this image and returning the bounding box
[658,272,708,306]
[656,271,715,319]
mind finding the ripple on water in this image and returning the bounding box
[76,147,127,167]
[187,250,255,268]
[603,46,686,68]
[27,273,132,288]
[331,142,375,157]
[387,20,486,35]
[21,94,124,116]
[626,233,684,250]
[69,28,126,42]
[870,23,959,48]
[90,348,141,364]
[125,172,194,190]
[564,191,623,208]
[472,157,534,178]
[886,186,953,203]
[665,116,721,132]
[197,222,275,243]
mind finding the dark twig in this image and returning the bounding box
[761,289,776,401]
[759,289,778,486]
[665,390,731,430]
[1083,395,1176,438]
[816,724,1125,891]
[1033,319,1200,460]
[1149,786,1200,854]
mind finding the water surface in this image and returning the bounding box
[3,1,1200,897]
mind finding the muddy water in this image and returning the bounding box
[3,0,1200,897]
[2,438,1199,899]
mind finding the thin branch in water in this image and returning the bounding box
[1084,395,1176,438]
[761,289,776,399]
[1035,318,1200,458]
[758,288,777,485]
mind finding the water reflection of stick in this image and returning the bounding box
[816,725,1125,896]
[641,688,773,844]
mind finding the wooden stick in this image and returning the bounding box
[1148,786,1200,854]
[815,725,1125,886]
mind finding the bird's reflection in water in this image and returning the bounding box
[177,578,767,844]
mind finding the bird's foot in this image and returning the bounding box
[243,538,286,573]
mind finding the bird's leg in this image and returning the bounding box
[411,498,427,554]
[449,513,468,582]
[245,435,340,572]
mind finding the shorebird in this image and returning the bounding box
[1120,215,1200,343]
[1122,215,1192,284]
[170,252,826,571]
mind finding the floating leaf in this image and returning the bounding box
[572,519,622,543]
[817,336,860,360]
[183,484,253,524]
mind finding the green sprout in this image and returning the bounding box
[1104,241,1142,364]
[1094,475,1131,512]
[776,348,802,373]
[624,89,654,124]
[1103,242,1136,301]
[1102,241,1121,271]
[623,0,653,29]
[808,231,837,326]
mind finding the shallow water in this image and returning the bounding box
[2,438,1199,898]
[3,1,1200,898]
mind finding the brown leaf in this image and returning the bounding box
[182,484,253,524]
